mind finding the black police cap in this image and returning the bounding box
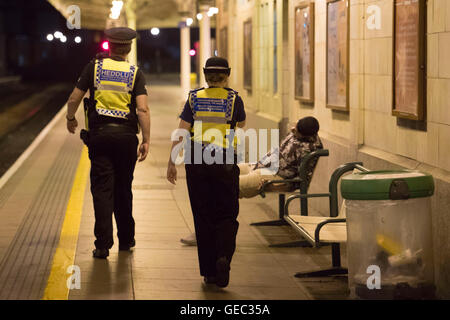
[203,57,231,75]
[105,27,137,44]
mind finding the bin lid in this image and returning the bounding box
[341,170,434,200]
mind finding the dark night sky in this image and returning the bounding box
[0,0,206,82]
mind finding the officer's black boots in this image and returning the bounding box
[92,248,109,259]
[203,276,217,285]
[216,257,230,288]
[119,239,136,251]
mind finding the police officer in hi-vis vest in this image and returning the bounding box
[167,57,246,287]
[66,27,150,259]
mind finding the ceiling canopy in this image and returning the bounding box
[47,0,215,30]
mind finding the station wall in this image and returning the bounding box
[217,0,450,298]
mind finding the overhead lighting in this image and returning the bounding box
[186,18,193,26]
[54,31,63,39]
[150,28,160,36]
[109,0,123,19]
[46,34,54,41]
[189,49,196,56]
[74,36,82,43]
[208,7,219,17]
[196,13,203,21]
[60,35,67,43]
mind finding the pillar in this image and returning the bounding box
[199,4,211,87]
[125,0,137,66]
[180,21,191,97]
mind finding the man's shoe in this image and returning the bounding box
[216,257,230,288]
[180,233,197,246]
[92,248,109,259]
[119,239,136,251]
[203,276,217,285]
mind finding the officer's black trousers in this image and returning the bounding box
[88,132,138,250]
[185,162,240,277]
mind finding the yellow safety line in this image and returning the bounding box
[42,146,90,300]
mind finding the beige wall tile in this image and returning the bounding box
[427,78,441,123]
[364,37,392,76]
[364,109,397,152]
[350,74,363,108]
[438,32,450,79]
[438,124,450,171]
[428,0,447,34]
[396,125,418,160]
[350,39,364,74]
[428,33,439,78]
[350,3,364,40]
[365,0,393,39]
[417,122,439,167]
[364,75,392,113]
[428,79,450,126]
[437,79,450,126]
[447,0,450,31]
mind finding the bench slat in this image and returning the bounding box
[288,215,347,243]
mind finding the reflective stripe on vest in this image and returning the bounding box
[189,88,237,149]
[93,58,137,119]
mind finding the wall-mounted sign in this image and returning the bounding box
[295,2,315,103]
[326,0,349,111]
[393,0,426,120]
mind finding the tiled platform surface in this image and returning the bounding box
[69,85,350,300]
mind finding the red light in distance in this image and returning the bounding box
[102,41,109,50]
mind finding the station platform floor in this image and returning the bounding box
[0,84,349,300]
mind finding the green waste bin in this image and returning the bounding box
[341,170,435,299]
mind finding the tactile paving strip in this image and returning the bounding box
[0,137,82,300]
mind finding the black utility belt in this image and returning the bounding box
[90,123,136,135]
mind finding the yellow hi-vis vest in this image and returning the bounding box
[189,87,237,149]
[93,58,138,119]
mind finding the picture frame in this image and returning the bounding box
[326,0,349,111]
[295,2,315,103]
[392,0,426,121]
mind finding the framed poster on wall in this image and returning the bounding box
[393,0,426,120]
[295,2,315,103]
[326,0,349,111]
[243,19,252,91]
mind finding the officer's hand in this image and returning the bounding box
[138,142,149,162]
[67,118,78,134]
[167,163,177,185]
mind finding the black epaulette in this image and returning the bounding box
[96,52,110,59]
[189,87,204,94]
[225,87,239,95]
[91,52,110,63]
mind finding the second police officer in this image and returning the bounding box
[167,57,246,287]
[66,27,151,259]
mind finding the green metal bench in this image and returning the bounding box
[284,162,370,277]
[250,149,330,247]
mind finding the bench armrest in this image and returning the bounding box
[314,218,346,247]
[284,193,331,215]
[259,178,301,198]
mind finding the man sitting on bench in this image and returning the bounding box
[180,116,323,245]
[239,116,322,198]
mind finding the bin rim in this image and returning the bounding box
[341,170,434,200]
